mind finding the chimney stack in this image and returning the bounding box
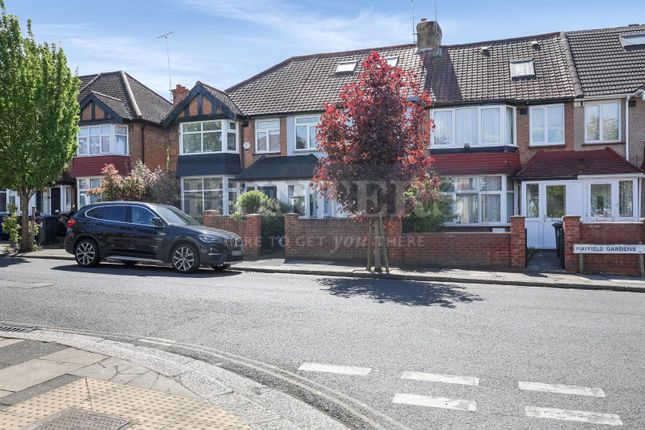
[171,84,189,106]
[416,18,442,57]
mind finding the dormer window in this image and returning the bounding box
[336,60,358,74]
[620,33,645,48]
[510,59,535,79]
[385,56,399,67]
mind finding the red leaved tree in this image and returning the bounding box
[314,51,434,272]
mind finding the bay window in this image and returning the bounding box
[182,176,238,217]
[585,101,620,143]
[431,105,515,147]
[77,125,128,156]
[181,120,238,154]
[530,104,564,146]
[295,116,319,150]
[78,177,102,208]
[256,119,280,153]
[443,175,511,225]
[288,184,306,215]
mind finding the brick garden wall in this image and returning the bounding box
[202,211,262,258]
[563,216,644,276]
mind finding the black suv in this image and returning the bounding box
[64,202,243,273]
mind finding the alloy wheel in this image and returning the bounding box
[173,246,196,272]
[76,241,96,266]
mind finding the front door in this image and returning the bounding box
[524,182,567,249]
[50,187,61,214]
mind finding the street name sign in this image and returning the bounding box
[573,244,645,254]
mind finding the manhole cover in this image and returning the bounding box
[31,409,129,430]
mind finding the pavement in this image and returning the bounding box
[9,245,645,292]
[2,257,645,429]
[0,328,346,430]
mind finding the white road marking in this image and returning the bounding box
[298,362,371,376]
[525,406,622,426]
[402,371,479,386]
[392,393,477,412]
[519,381,605,397]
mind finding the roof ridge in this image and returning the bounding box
[442,31,562,49]
[559,31,583,97]
[124,72,172,106]
[120,71,142,119]
[566,23,645,35]
[79,73,102,93]
[90,90,122,102]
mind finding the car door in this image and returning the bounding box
[126,205,167,260]
[84,205,129,256]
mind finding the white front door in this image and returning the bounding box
[523,181,568,249]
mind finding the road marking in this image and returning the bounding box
[392,393,477,412]
[525,406,622,426]
[402,371,479,386]
[298,362,371,376]
[519,381,605,397]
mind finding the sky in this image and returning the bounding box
[5,0,645,99]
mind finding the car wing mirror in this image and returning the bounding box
[152,217,164,228]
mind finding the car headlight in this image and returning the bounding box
[198,234,224,244]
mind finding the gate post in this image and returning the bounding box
[562,215,581,273]
[510,216,526,270]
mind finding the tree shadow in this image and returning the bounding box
[318,277,483,308]
[0,256,28,268]
[51,263,242,279]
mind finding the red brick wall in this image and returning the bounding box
[202,211,261,258]
[129,123,175,173]
[284,214,524,269]
[517,102,575,165]
[241,116,288,169]
[564,216,644,275]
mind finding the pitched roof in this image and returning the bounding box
[424,32,577,104]
[566,24,645,96]
[227,44,424,116]
[515,148,643,180]
[432,151,521,176]
[79,71,172,124]
[236,155,319,180]
[198,81,243,116]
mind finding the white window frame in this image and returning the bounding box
[583,176,639,221]
[180,176,238,217]
[255,119,281,154]
[510,59,535,78]
[294,116,320,151]
[443,175,511,226]
[77,124,129,156]
[336,60,357,73]
[529,104,565,146]
[584,100,621,144]
[385,56,399,67]
[77,177,102,209]
[179,120,239,155]
[430,105,516,148]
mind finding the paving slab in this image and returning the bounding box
[0,339,23,349]
[0,374,81,406]
[0,359,84,392]
[39,347,106,365]
[0,340,68,369]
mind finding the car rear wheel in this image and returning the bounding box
[211,264,231,272]
[75,239,100,267]
[172,244,199,273]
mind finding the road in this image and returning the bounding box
[1,257,644,429]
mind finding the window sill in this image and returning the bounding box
[528,143,565,148]
[294,148,319,152]
[254,151,281,155]
[75,153,129,157]
[583,141,624,145]
[179,151,239,156]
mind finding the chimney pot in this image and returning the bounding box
[171,84,189,106]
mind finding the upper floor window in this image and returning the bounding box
[181,120,238,155]
[585,101,620,143]
[530,104,564,146]
[77,125,128,156]
[295,116,319,151]
[510,59,535,79]
[255,119,280,153]
[431,106,515,147]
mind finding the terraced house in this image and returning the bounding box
[2,21,644,251]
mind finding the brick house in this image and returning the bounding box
[1,71,173,215]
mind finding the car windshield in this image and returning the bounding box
[154,206,200,226]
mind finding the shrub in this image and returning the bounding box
[403,195,454,232]
[236,190,267,215]
[2,205,20,248]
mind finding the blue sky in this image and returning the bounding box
[5,0,645,99]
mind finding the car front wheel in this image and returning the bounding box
[172,244,200,273]
[75,239,100,267]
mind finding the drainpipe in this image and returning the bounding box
[625,96,630,161]
[141,123,146,167]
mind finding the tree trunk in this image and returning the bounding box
[18,190,33,253]
[379,213,390,274]
[373,216,383,273]
[366,218,373,271]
